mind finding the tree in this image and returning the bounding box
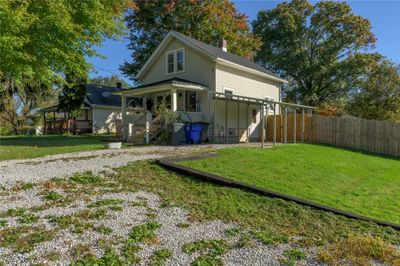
[252,0,376,106]
[0,80,54,134]
[89,75,131,88]
[0,0,130,85]
[346,57,400,121]
[0,0,131,133]
[58,72,88,116]
[121,0,261,79]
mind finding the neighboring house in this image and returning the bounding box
[118,30,288,143]
[39,84,138,134]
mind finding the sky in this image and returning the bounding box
[87,0,400,86]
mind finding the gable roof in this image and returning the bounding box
[135,31,286,83]
[38,84,137,113]
[85,84,124,107]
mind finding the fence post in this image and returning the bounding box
[301,108,305,143]
[293,108,297,144]
[273,103,277,146]
[309,110,313,143]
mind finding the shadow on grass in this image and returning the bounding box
[310,143,400,162]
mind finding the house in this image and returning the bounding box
[38,83,139,134]
[118,31,310,144]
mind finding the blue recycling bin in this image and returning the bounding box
[185,123,203,144]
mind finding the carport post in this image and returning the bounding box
[265,105,268,145]
[284,107,287,144]
[246,104,249,142]
[261,105,265,148]
[213,95,216,142]
[237,100,240,143]
[293,108,297,144]
[225,99,228,144]
[273,103,277,146]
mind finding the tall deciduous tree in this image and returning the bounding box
[252,0,376,106]
[121,0,261,79]
[346,57,400,121]
[58,72,88,117]
[0,0,131,133]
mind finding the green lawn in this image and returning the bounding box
[0,135,115,161]
[179,144,400,225]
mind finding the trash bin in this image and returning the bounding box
[185,123,203,144]
[171,123,185,146]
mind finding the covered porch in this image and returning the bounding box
[119,78,209,143]
[38,104,92,134]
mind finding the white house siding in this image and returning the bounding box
[213,101,263,142]
[215,64,281,114]
[141,39,216,89]
[92,107,121,134]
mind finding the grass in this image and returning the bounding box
[182,239,230,266]
[281,248,307,266]
[1,161,399,264]
[149,248,172,266]
[109,160,400,263]
[0,134,120,161]
[179,144,400,225]
[318,235,400,265]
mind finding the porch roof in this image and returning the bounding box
[117,78,208,96]
[38,102,91,113]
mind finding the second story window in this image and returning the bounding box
[166,48,185,75]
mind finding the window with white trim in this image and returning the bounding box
[166,48,185,74]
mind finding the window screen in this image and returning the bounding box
[176,50,184,71]
[167,53,174,73]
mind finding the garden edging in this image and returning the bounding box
[157,155,400,231]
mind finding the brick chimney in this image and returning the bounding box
[219,39,228,52]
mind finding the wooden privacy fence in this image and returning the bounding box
[311,115,400,157]
[266,114,400,157]
[266,113,312,143]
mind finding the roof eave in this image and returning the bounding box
[216,58,287,84]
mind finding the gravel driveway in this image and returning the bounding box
[0,145,233,187]
[0,144,322,265]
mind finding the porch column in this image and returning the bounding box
[171,89,177,112]
[121,95,127,141]
[43,112,46,134]
[145,111,151,144]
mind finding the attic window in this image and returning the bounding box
[166,48,185,75]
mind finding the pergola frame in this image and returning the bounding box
[208,91,315,148]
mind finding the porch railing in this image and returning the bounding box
[44,119,92,134]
